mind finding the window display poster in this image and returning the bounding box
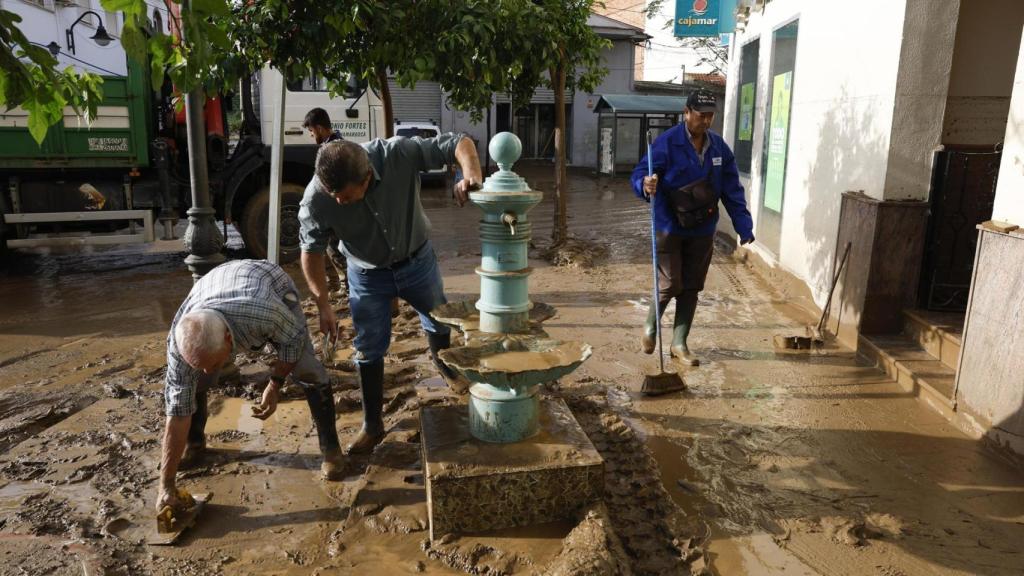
[763,71,792,213]
[738,82,754,141]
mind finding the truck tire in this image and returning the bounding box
[240,183,304,264]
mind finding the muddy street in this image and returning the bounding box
[1,166,1021,575]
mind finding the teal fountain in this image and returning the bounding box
[433,132,592,443]
[422,133,602,539]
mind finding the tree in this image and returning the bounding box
[13,0,597,171]
[674,36,728,76]
[311,0,551,138]
[527,0,610,246]
[0,9,104,144]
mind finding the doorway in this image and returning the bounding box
[509,103,572,159]
[921,0,1023,311]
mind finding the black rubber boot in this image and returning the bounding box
[427,331,470,393]
[302,382,341,454]
[181,379,208,467]
[302,381,344,479]
[671,291,700,366]
[347,359,385,455]
[187,378,208,445]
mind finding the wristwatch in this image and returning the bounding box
[269,374,286,387]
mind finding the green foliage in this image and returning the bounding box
[105,0,241,94]
[0,9,104,144]
[5,0,610,145]
[529,0,611,94]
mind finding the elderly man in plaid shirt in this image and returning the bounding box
[157,259,342,513]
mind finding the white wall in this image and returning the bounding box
[572,39,637,167]
[992,25,1024,228]
[882,0,960,202]
[440,37,638,169]
[642,0,720,82]
[942,0,1024,146]
[5,0,169,78]
[722,0,907,304]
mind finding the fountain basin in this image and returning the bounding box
[438,338,592,390]
[432,300,556,335]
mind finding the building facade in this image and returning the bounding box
[438,14,649,169]
[721,0,1024,454]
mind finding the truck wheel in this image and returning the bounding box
[240,183,304,264]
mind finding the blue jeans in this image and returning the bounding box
[347,240,450,363]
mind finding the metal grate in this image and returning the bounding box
[921,148,1001,311]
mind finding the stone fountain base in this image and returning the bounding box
[421,397,604,540]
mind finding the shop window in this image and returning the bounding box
[734,39,759,174]
[758,19,799,256]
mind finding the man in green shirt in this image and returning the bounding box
[299,134,481,454]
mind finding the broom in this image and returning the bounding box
[642,130,686,397]
[773,241,851,350]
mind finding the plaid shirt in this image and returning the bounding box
[164,260,308,417]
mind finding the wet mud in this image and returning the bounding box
[1,164,1022,575]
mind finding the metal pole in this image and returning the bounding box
[267,70,286,264]
[485,102,492,173]
[182,90,225,279]
[181,0,224,280]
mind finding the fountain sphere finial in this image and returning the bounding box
[489,132,522,172]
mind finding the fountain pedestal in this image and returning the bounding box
[421,398,603,540]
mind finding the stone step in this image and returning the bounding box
[858,334,957,416]
[902,309,964,370]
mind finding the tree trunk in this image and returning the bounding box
[552,61,568,246]
[376,67,394,138]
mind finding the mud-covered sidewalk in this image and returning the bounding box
[1,166,1021,575]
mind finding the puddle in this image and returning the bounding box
[0,481,51,515]
[709,533,817,575]
[414,376,450,404]
[205,397,311,437]
[646,435,706,519]
[646,435,815,575]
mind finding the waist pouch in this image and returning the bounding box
[668,177,719,229]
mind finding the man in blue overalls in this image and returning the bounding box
[632,89,755,366]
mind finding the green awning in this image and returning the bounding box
[593,95,686,114]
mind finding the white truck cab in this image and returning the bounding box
[259,71,386,146]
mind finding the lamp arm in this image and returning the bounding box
[69,10,104,31]
[65,10,106,54]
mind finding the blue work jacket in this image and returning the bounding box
[631,125,754,240]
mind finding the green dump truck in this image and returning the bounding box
[0,59,384,262]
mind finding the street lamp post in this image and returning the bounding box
[182,89,225,280]
[180,0,224,281]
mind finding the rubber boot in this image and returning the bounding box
[302,382,344,480]
[427,331,470,393]
[670,291,700,366]
[641,301,666,354]
[347,359,385,455]
[182,379,208,467]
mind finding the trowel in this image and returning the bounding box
[147,488,213,546]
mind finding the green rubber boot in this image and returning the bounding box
[671,291,700,366]
[641,301,663,354]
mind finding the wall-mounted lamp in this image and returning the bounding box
[65,10,113,55]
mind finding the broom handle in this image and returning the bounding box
[647,131,666,373]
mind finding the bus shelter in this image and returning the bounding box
[593,95,685,174]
